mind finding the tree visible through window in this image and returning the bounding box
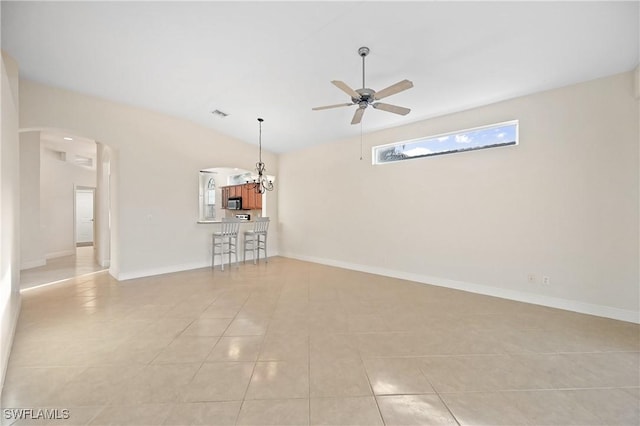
[373,120,518,164]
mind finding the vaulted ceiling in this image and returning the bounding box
[2,1,638,153]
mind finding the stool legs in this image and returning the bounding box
[230,235,238,267]
[243,233,267,265]
[213,235,238,271]
[257,233,268,263]
[243,233,258,264]
[212,234,225,271]
[253,236,258,265]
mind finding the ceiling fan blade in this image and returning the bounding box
[374,79,414,100]
[351,107,366,125]
[312,103,353,111]
[372,102,411,116]
[332,80,361,99]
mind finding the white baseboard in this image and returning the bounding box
[281,252,640,324]
[20,259,46,270]
[116,252,279,281]
[45,250,75,259]
[117,261,211,281]
[1,292,21,394]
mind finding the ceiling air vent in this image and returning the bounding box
[211,109,229,118]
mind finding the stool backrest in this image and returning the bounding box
[253,217,270,233]
[220,218,240,235]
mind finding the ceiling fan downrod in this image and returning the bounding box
[358,46,369,90]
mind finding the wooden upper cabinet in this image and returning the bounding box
[241,185,251,209]
[246,185,263,210]
[221,187,230,209]
[240,185,253,210]
[253,189,262,209]
[221,183,263,210]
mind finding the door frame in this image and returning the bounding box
[73,185,96,247]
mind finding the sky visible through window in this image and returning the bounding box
[374,121,518,164]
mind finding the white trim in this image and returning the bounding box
[20,270,106,292]
[45,249,75,259]
[20,259,46,270]
[1,293,21,394]
[117,261,211,281]
[281,252,640,324]
[116,253,279,281]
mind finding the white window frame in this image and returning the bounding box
[372,120,519,165]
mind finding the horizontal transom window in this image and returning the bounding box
[373,120,518,164]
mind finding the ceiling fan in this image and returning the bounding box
[312,46,414,125]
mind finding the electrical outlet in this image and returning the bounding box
[527,273,536,283]
[543,276,550,285]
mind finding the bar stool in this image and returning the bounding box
[212,218,240,270]
[243,217,269,264]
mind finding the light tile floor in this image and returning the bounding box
[20,247,107,290]
[2,257,639,425]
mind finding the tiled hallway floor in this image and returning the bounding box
[20,247,107,290]
[2,257,639,425]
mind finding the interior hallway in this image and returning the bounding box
[20,247,107,290]
[2,257,639,425]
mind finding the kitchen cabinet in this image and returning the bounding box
[221,187,230,209]
[253,191,263,210]
[241,184,262,210]
[252,187,262,210]
[241,185,255,210]
[221,183,262,210]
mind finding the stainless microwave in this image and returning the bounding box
[228,198,242,210]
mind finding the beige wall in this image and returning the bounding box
[19,131,44,269]
[279,71,639,322]
[19,80,279,280]
[1,51,21,392]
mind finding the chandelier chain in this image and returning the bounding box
[247,117,274,194]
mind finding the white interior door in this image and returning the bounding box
[75,189,94,246]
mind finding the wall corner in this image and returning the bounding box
[634,65,640,100]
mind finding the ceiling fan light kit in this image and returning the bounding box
[313,46,414,125]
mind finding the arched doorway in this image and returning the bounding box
[18,129,114,289]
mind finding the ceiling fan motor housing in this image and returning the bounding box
[353,87,375,106]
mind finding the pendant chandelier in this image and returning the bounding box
[247,117,274,194]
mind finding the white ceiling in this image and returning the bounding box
[2,1,638,153]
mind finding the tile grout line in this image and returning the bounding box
[418,362,462,426]
[357,329,386,425]
[175,282,253,423]
[235,267,281,426]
